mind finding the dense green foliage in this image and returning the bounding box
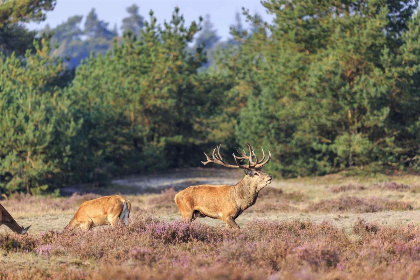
[0,0,55,56]
[220,0,420,176]
[0,1,419,195]
[0,40,79,194]
[44,8,117,68]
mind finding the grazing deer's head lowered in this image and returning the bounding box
[65,195,131,231]
[0,204,31,234]
[175,143,272,229]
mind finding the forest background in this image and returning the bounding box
[0,0,419,195]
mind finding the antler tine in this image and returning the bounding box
[202,145,242,169]
[257,149,266,164]
[201,152,212,165]
[234,147,248,160]
[246,143,258,167]
[216,145,224,161]
[202,144,270,170]
[254,151,272,169]
[233,153,246,169]
[212,146,218,160]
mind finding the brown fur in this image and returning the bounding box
[175,170,272,229]
[0,203,30,234]
[66,195,131,230]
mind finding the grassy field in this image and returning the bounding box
[0,169,419,279]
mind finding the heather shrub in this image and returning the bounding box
[259,187,306,202]
[307,196,414,213]
[1,218,418,280]
[1,192,99,214]
[259,187,284,198]
[330,184,366,193]
[283,191,307,202]
[143,220,231,244]
[353,218,379,235]
[292,240,340,269]
[248,199,296,213]
[373,182,411,192]
[248,187,304,213]
[411,185,420,193]
[0,233,37,253]
[147,187,177,210]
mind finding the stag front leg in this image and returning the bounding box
[223,216,240,229]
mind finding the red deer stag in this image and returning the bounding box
[0,203,31,234]
[66,195,131,230]
[175,143,272,229]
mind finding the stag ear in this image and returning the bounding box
[21,225,31,234]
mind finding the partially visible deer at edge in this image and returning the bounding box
[0,203,31,234]
[65,195,131,231]
[175,143,272,229]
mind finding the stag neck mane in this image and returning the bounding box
[231,175,264,211]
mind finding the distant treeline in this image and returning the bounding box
[0,0,419,195]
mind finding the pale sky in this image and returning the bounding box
[27,0,273,40]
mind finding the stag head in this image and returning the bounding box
[202,143,272,190]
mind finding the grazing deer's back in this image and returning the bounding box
[77,195,125,215]
[67,194,130,230]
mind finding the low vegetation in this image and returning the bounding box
[0,217,418,280]
[0,173,419,279]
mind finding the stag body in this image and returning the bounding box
[0,204,31,234]
[175,144,272,229]
[66,195,131,231]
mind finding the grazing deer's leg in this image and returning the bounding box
[109,214,121,227]
[224,217,240,229]
[192,210,205,220]
[180,211,193,222]
[80,219,93,231]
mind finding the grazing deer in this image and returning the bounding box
[175,143,272,229]
[65,195,131,231]
[0,203,31,234]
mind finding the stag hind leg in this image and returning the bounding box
[223,216,240,229]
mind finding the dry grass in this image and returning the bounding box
[0,171,419,279]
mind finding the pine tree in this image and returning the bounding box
[195,14,220,50]
[69,8,210,175]
[121,4,144,36]
[84,8,117,40]
[0,39,81,194]
[226,0,419,176]
[0,0,56,56]
[50,15,83,43]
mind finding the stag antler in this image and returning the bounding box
[202,143,271,170]
[202,145,245,168]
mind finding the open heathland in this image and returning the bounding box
[0,170,419,279]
